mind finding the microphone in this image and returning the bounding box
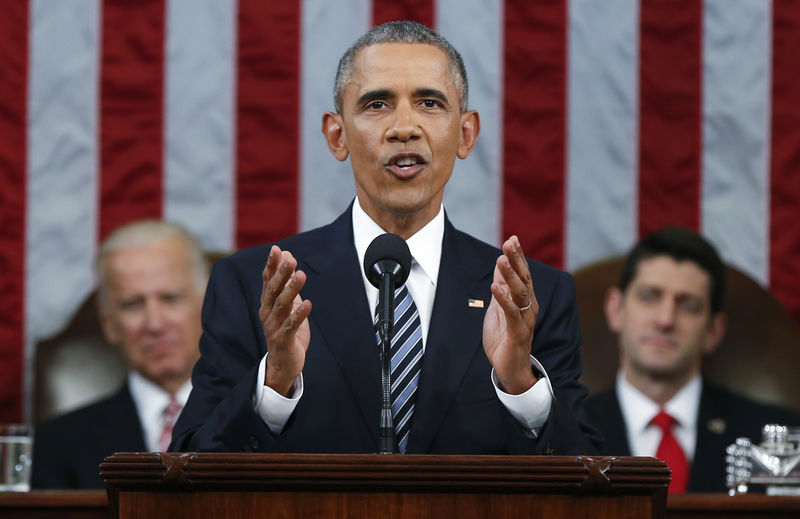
[364,233,412,337]
[363,233,412,454]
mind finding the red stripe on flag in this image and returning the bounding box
[638,0,703,236]
[770,1,800,324]
[373,0,435,28]
[236,0,300,249]
[99,0,166,241]
[0,0,29,422]
[502,0,567,269]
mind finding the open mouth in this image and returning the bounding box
[386,153,426,178]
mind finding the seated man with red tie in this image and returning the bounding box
[31,220,208,489]
[584,227,800,493]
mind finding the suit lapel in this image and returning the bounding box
[301,209,380,447]
[603,389,633,455]
[98,385,148,453]
[689,384,729,490]
[408,220,493,453]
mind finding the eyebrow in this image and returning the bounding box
[414,88,449,105]
[355,89,393,107]
[354,87,451,107]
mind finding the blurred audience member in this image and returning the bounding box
[584,227,800,493]
[32,220,209,489]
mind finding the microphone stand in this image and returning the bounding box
[364,232,410,455]
[377,272,396,454]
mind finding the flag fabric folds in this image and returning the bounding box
[1,0,798,421]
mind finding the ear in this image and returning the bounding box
[322,112,348,162]
[703,312,728,355]
[604,287,625,333]
[457,110,480,159]
[97,302,121,346]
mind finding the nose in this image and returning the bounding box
[143,300,167,332]
[654,298,677,330]
[385,100,422,142]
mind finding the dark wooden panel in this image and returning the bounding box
[0,491,108,519]
[102,453,670,519]
[668,493,800,519]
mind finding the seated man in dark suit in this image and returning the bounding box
[171,21,599,455]
[32,220,209,488]
[584,227,800,493]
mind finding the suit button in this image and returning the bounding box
[544,442,556,455]
[248,436,259,451]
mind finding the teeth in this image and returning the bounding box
[395,157,418,167]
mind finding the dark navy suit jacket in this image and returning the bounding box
[172,208,599,455]
[31,384,147,489]
[584,381,800,492]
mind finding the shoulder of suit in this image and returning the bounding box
[448,224,569,280]
[35,385,130,439]
[701,380,800,425]
[583,387,617,410]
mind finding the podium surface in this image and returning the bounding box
[101,452,668,519]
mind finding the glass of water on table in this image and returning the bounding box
[0,424,32,492]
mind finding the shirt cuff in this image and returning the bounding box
[491,355,554,437]
[252,353,303,434]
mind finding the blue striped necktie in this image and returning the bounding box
[374,284,423,453]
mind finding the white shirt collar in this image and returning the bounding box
[128,371,192,451]
[352,196,443,286]
[617,371,701,435]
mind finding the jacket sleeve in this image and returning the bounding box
[170,255,281,453]
[500,267,601,455]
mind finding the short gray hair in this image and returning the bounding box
[96,219,209,308]
[333,20,469,114]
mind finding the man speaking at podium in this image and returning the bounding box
[172,21,598,455]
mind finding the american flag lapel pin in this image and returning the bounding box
[468,298,484,308]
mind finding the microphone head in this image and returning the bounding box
[363,233,412,288]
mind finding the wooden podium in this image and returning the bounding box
[101,453,669,518]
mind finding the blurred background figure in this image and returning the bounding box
[31,220,209,489]
[583,227,800,493]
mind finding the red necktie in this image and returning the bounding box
[652,409,689,493]
[158,398,182,452]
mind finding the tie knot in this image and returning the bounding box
[651,409,677,431]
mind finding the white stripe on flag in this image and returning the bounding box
[438,0,503,246]
[164,0,237,252]
[26,0,101,420]
[701,0,771,286]
[566,0,640,271]
[26,0,100,343]
[299,0,370,231]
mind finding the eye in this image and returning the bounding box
[678,296,703,314]
[636,287,660,304]
[421,99,441,108]
[161,292,183,305]
[367,101,386,110]
[119,298,144,311]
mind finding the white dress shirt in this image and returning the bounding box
[128,371,192,452]
[253,198,554,436]
[616,371,700,461]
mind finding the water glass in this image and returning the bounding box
[0,424,33,492]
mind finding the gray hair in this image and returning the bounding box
[333,20,469,114]
[96,219,210,308]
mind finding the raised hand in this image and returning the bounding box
[482,235,539,394]
[259,245,312,396]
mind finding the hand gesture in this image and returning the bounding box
[259,245,312,396]
[482,236,539,394]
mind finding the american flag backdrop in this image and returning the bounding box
[1,0,799,422]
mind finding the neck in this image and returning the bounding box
[363,204,439,240]
[156,376,189,397]
[622,367,697,407]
